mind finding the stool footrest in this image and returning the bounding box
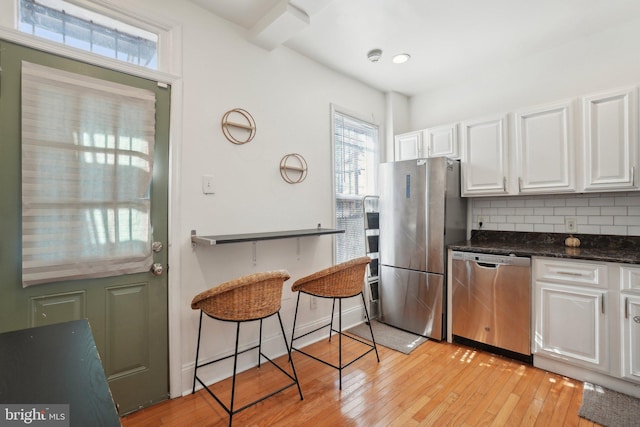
[195,361,300,417]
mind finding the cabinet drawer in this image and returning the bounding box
[533,258,607,288]
[621,266,640,292]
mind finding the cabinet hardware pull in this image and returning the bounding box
[601,293,605,314]
[634,316,640,324]
[556,271,583,276]
[632,166,636,186]
[503,176,507,192]
[625,297,629,319]
[518,177,522,193]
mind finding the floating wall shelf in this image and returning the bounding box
[191,227,344,248]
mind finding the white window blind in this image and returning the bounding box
[21,61,156,287]
[334,111,379,263]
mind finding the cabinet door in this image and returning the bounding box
[515,100,575,193]
[621,294,640,383]
[461,115,509,196]
[394,130,423,160]
[535,282,608,372]
[582,87,638,191]
[426,123,458,159]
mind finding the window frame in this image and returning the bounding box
[0,0,179,76]
[18,0,159,69]
[331,103,380,264]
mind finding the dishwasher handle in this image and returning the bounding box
[476,262,498,269]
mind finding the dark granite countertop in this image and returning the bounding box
[449,230,640,264]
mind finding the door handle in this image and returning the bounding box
[151,263,164,276]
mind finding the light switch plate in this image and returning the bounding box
[202,175,215,194]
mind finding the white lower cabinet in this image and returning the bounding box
[621,293,640,382]
[533,258,640,397]
[536,283,608,370]
[534,259,609,372]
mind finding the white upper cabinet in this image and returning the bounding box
[581,87,638,191]
[425,123,459,159]
[394,130,424,161]
[515,100,576,194]
[461,114,509,196]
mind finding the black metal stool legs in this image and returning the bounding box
[277,311,303,400]
[192,310,204,394]
[192,312,302,427]
[228,322,241,427]
[289,291,379,390]
[338,298,343,389]
[361,292,380,362]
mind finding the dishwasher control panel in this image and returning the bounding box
[451,251,530,267]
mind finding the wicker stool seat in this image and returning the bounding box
[289,256,379,389]
[191,270,303,427]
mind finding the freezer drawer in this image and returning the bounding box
[379,265,444,340]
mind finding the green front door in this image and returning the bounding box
[0,40,170,415]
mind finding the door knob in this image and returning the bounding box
[151,263,164,276]
[152,241,163,253]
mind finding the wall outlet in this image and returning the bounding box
[566,217,577,233]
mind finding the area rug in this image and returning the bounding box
[579,382,640,427]
[346,320,427,355]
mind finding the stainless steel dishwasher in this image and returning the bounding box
[451,251,532,360]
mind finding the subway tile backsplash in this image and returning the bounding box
[471,192,640,236]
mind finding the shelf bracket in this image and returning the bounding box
[252,241,257,265]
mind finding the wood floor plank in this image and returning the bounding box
[121,338,602,427]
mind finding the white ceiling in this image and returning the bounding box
[189,0,640,96]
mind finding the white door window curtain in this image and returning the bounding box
[21,61,156,286]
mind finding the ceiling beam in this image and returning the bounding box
[248,0,310,51]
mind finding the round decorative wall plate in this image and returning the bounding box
[221,108,256,144]
[280,153,308,184]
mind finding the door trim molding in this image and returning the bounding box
[0,23,185,400]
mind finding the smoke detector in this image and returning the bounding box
[367,49,382,62]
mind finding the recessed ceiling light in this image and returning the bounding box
[367,48,383,62]
[392,53,411,64]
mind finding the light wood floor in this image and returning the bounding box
[121,334,600,427]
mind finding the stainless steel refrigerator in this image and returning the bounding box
[378,157,466,340]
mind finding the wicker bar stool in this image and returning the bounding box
[191,270,303,427]
[289,256,379,389]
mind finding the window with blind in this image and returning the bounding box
[21,61,156,286]
[333,109,379,263]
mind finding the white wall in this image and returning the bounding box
[410,17,640,129]
[409,17,640,236]
[384,91,410,162]
[151,2,386,395]
[0,0,386,399]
